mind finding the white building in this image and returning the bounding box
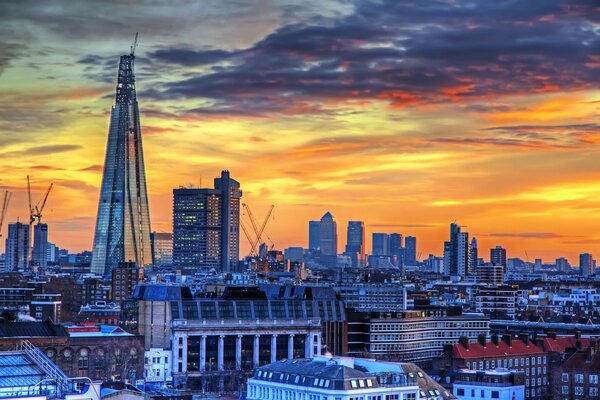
[453,369,524,400]
[247,356,456,400]
[144,348,171,384]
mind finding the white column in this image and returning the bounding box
[288,334,294,359]
[200,335,206,371]
[181,335,188,372]
[271,334,278,363]
[253,335,260,368]
[305,334,313,358]
[218,335,224,371]
[316,333,322,356]
[236,335,242,370]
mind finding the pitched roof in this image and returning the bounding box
[543,337,594,353]
[562,351,600,370]
[453,339,543,359]
[0,321,68,338]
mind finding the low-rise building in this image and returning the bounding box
[435,334,547,400]
[347,308,489,366]
[453,369,525,400]
[247,356,455,400]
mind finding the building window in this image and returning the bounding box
[576,374,584,383]
[590,387,599,397]
[591,375,599,384]
[457,389,465,396]
[575,386,584,396]
[562,386,569,395]
[563,373,569,383]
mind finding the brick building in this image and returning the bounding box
[435,333,548,400]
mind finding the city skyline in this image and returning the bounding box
[1,1,599,262]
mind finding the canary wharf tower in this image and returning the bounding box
[91,47,152,276]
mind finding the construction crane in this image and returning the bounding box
[0,191,12,238]
[27,175,53,225]
[130,32,139,56]
[241,204,275,257]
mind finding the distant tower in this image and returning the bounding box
[372,233,390,256]
[580,253,594,277]
[345,221,365,267]
[308,221,320,251]
[32,223,48,270]
[91,46,152,276]
[469,237,478,272]
[404,236,417,266]
[490,245,507,269]
[443,223,469,278]
[319,212,337,266]
[5,222,30,272]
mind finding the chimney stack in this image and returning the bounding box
[491,334,499,346]
[503,332,512,347]
[478,334,487,348]
[547,330,556,340]
[574,329,582,339]
[459,336,469,350]
[519,332,530,346]
[586,344,595,362]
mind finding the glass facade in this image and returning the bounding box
[91,52,152,275]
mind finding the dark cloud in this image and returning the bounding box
[78,165,103,172]
[143,0,600,116]
[0,144,83,158]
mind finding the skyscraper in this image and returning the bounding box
[5,222,29,273]
[91,49,152,276]
[319,212,337,265]
[404,236,417,266]
[490,245,507,268]
[372,233,390,256]
[172,171,242,272]
[443,223,469,278]
[469,237,478,272]
[308,221,320,251]
[32,223,48,270]
[345,221,365,267]
[580,253,594,277]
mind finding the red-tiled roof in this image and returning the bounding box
[562,351,600,370]
[543,337,591,353]
[453,339,543,359]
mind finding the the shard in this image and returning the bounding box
[90,46,152,276]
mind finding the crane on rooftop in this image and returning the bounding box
[0,191,12,238]
[130,32,139,56]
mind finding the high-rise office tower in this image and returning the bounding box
[443,223,469,277]
[319,212,337,265]
[5,222,29,272]
[345,221,365,267]
[490,245,507,268]
[404,236,417,266]
[214,170,242,271]
[308,221,320,251]
[150,232,173,267]
[469,237,478,272]
[32,223,48,270]
[91,49,152,276]
[372,233,390,256]
[389,233,403,256]
[556,257,571,273]
[173,171,242,272]
[580,253,594,277]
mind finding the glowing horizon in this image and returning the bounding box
[1,1,599,265]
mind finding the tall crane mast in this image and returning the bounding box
[241,204,275,257]
[0,191,12,238]
[27,175,53,225]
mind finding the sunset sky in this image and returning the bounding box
[1,0,599,264]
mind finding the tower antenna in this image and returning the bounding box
[130,32,139,56]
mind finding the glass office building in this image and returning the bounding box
[91,51,152,275]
